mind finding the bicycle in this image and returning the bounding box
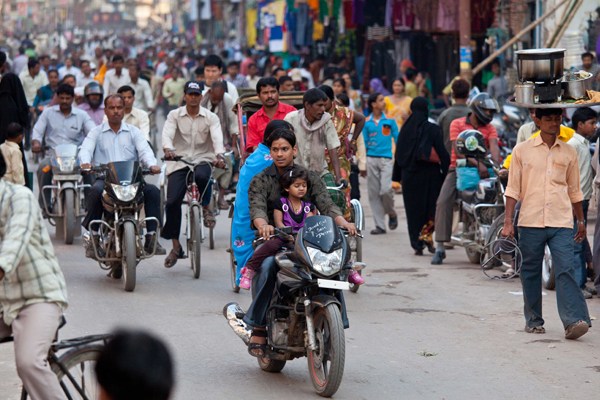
[327,181,366,293]
[0,319,111,399]
[162,156,216,279]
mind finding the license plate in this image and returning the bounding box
[317,279,350,290]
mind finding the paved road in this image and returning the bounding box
[1,153,599,399]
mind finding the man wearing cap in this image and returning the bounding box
[502,107,591,340]
[161,81,226,268]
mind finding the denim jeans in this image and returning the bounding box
[518,227,591,329]
[573,200,589,289]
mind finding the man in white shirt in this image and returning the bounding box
[103,55,130,95]
[113,85,151,142]
[57,57,81,80]
[19,58,48,108]
[77,60,97,88]
[245,63,261,90]
[127,64,154,112]
[202,54,239,103]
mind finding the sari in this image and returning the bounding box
[326,102,354,219]
[385,95,413,128]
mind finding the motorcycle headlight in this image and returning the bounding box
[56,156,77,173]
[307,247,343,276]
[111,183,139,202]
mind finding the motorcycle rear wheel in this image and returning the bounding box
[307,304,345,397]
[122,221,137,292]
[190,206,202,279]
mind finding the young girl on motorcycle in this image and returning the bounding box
[239,165,364,289]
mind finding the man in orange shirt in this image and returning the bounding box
[245,77,296,153]
[502,107,591,340]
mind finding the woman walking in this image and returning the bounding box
[393,97,449,254]
[385,78,413,129]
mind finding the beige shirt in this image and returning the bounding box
[506,135,583,228]
[0,142,24,185]
[284,110,340,174]
[0,180,68,325]
[19,69,48,106]
[103,107,150,141]
[162,106,225,175]
[161,78,186,107]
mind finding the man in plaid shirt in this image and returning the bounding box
[0,152,68,399]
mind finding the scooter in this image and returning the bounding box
[224,216,364,397]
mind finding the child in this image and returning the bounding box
[0,123,25,185]
[239,165,364,289]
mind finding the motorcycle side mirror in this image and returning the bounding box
[352,262,367,271]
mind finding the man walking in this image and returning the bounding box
[502,107,591,339]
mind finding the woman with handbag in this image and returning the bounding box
[393,97,450,255]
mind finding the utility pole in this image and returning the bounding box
[458,0,472,77]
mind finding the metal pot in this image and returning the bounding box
[561,72,594,100]
[516,48,565,82]
[514,83,535,104]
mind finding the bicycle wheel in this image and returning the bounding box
[52,344,103,399]
[190,205,202,279]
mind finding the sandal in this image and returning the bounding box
[502,268,516,278]
[524,325,545,334]
[164,247,185,268]
[239,267,256,290]
[218,200,230,210]
[247,328,267,358]
[203,207,216,228]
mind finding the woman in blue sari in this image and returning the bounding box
[231,120,294,284]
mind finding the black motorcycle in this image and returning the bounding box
[83,161,160,292]
[224,215,360,397]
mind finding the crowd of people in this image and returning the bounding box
[1,32,600,397]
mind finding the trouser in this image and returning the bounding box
[245,238,290,271]
[0,303,63,400]
[366,157,395,230]
[433,169,457,243]
[242,256,349,329]
[82,178,161,232]
[573,199,590,289]
[161,165,212,240]
[350,163,360,201]
[518,227,591,329]
[212,154,233,189]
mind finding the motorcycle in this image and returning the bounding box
[451,155,506,264]
[41,143,88,244]
[83,160,160,292]
[490,94,531,157]
[224,215,363,397]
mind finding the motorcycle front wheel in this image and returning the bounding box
[307,303,345,397]
[63,190,76,245]
[122,221,137,292]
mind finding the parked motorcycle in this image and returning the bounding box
[83,160,160,292]
[491,94,530,157]
[451,131,506,265]
[41,143,88,244]
[224,215,362,397]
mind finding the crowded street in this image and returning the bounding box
[2,0,600,399]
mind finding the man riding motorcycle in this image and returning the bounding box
[79,94,165,259]
[78,82,105,126]
[431,92,501,264]
[32,83,96,212]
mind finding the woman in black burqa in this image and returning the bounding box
[0,73,31,187]
[393,97,449,255]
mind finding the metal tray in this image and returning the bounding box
[508,99,600,109]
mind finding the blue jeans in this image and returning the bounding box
[518,227,591,329]
[573,200,589,289]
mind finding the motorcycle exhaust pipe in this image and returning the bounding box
[223,302,251,345]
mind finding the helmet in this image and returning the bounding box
[84,82,104,97]
[469,92,499,125]
[455,129,486,157]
